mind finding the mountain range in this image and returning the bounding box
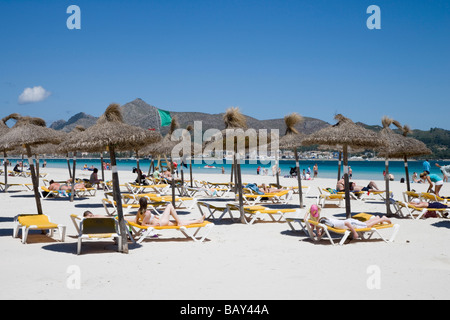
[50,98,449,158]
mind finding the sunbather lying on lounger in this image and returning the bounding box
[408,198,448,209]
[259,183,283,194]
[83,210,108,218]
[318,216,392,239]
[350,181,382,193]
[48,180,71,192]
[135,197,206,227]
[308,206,392,239]
[336,179,382,193]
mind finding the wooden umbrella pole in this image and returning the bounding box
[3,151,7,187]
[168,155,176,207]
[25,145,43,215]
[180,157,185,196]
[236,152,245,224]
[66,153,72,180]
[343,145,351,219]
[189,157,193,188]
[404,155,411,192]
[147,159,154,177]
[136,152,142,185]
[384,158,392,216]
[109,145,128,254]
[35,154,40,183]
[70,152,77,203]
[337,151,342,181]
[294,148,303,208]
[275,151,280,187]
[100,154,105,185]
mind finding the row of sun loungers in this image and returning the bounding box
[9,177,449,253]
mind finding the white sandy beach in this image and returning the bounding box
[1,166,449,300]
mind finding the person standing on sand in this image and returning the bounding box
[313,163,318,178]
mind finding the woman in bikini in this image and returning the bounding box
[135,197,206,227]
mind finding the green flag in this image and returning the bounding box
[158,109,172,127]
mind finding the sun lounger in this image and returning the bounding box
[102,194,167,216]
[77,217,121,255]
[305,213,400,246]
[285,217,309,236]
[143,194,197,210]
[285,185,311,195]
[73,187,97,197]
[316,193,345,207]
[39,186,65,198]
[227,203,300,225]
[403,190,421,202]
[125,182,170,195]
[420,192,447,204]
[241,189,293,205]
[125,219,214,244]
[0,181,33,192]
[197,201,235,222]
[13,214,66,244]
[392,201,449,220]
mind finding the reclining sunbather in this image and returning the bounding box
[318,216,392,240]
[307,205,392,240]
[409,198,448,209]
[135,197,205,227]
[350,181,382,193]
[336,179,382,193]
[259,183,283,194]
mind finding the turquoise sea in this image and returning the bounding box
[10,158,449,182]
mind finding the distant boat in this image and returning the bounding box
[204,165,216,169]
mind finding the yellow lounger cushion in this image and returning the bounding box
[17,215,59,229]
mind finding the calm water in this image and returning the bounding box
[10,158,449,181]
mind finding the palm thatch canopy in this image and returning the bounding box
[302,114,386,149]
[61,104,161,153]
[141,117,181,157]
[0,115,61,150]
[278,113,305,150]
[377,120,431,158]
[0,114,62,216]
[203,107,274,154]
[302,114,386,218]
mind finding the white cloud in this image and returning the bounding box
[18,86,51,104]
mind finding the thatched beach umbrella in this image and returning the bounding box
[0,114,21,187]
[168,124,203,190]
[141,117,181,205]
[377,117,432,214]
[302,114,386,218]
[57,126,90,202]
[203,107,274,223]
[64,103,161,253]
[391,122,432,192]
[0,113,19,190]
[0,115,61,215]
[278,113,305,208]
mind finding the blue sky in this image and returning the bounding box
[0,0,449,130]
